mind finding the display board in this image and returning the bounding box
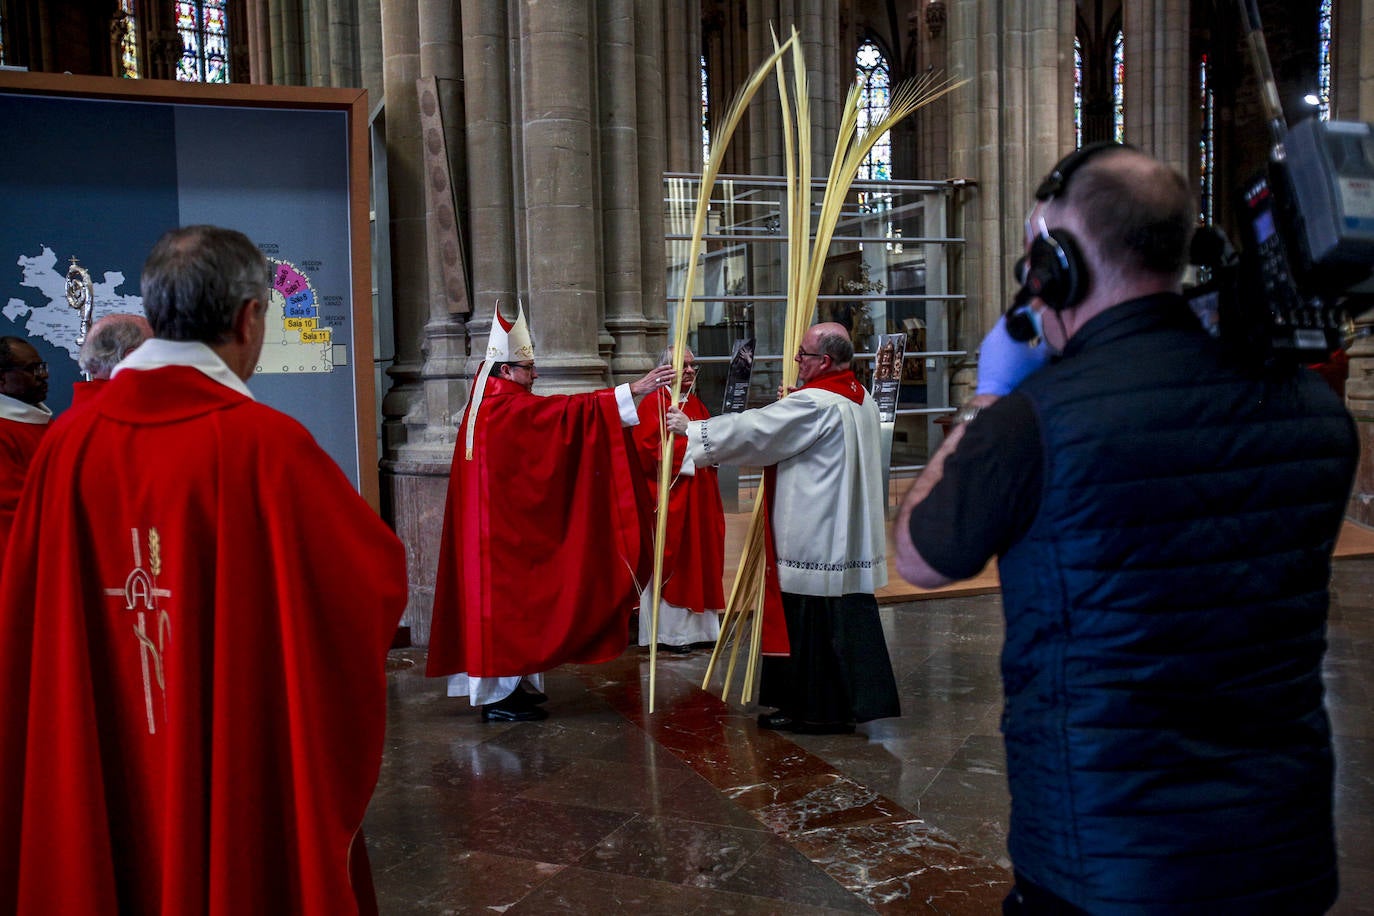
[0,72,378,507]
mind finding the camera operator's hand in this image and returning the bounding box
[977,311,1052,396]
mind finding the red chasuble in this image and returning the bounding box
[427,374,648,679]
[67,378,109,411]
[0,366,407,916]
[633,389,726,612]
[0,417,47,562]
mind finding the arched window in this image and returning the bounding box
[700,54,710,163]
[856,39,892,182]
[1318,0,1332,120]
[117,1,140,79]
[1112,29,1125,142]
[1074,36,1084,147]
[176,0,230,83]
[1199,52,1214,224]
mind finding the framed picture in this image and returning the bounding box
[0,71,379,507]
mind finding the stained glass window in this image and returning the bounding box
[700,54,710,163]
[1318,0,1332,120]
[176,0,230,83]
[118,1,140,79]
[1112,30,1125,143]
[856,40,892,182]
[1073,37,1084,148]
[1199,53,1215,224]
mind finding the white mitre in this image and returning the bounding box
[463,300,535,459]
[485,301,535,362]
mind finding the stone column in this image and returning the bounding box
[246,0,271,84]
[913,4,951,180]
[1122,0,1191,177]
[378,0,426,447]
[663,1,702,174]
[358,0,384,101]
[947,0,1075,402]
[377,0,432,637]
[461,0,517,364]
[520,0,606,392]
[416,0,469,427]
[636,1,670,359]
[327,0,360,87]
[380,0,469,645]
[308,0,331,84]
[269,0,307,84]
[599,0,655,380]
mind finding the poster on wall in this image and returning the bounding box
[721,337,756,413]
[870,332,906,423]
[0,72,377,506]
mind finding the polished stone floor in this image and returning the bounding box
[365,557,1374,914]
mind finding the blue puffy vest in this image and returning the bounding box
[998,294,1356,914]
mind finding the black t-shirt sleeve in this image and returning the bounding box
[908,393,1043,581]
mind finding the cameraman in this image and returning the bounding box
[895,144,1356,914]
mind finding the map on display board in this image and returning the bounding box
[3,251,346,375]
[0,72,377,505]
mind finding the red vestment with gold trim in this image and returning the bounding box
[0,366,407,915]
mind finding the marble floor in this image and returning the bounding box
[364,557,1374,914]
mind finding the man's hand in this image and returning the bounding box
[977,311,1051,396]
[664,406,688,435]
[629,365,676,403]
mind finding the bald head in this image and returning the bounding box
[810,322,853,365]
[796,322,853,384]
[1046,147,1194,285]
[79,313,153,379]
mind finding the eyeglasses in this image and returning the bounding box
[510,362,535,372]
[4,361,47,376]
[796,348,825,360]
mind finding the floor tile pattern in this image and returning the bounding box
[366,557,1374,914]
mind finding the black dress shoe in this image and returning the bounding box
[657,643,694,655]
[480,692,549,722]
[757,711,795,731]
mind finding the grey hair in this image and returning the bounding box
[656,347,694,367]
[79,315,151,378]
[141,225,271,343]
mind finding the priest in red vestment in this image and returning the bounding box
[0,336,51,562]
[633,348,725,652]
[427,301,676,722]
[0,226,408,916]
[68,312,153,411]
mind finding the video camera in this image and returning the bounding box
[1186,0,1374,366]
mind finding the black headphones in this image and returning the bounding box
[1013,141,1132,315]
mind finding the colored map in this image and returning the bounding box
[259,258,337,374]
[2,245,143,362]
